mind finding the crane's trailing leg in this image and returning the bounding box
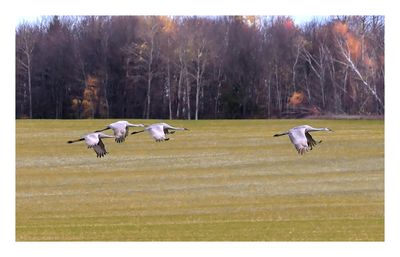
[131,130,145,135]
[94,127,110,133]
[273,132,288,137]
[67,138,85,144]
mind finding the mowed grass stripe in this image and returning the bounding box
[16,119,384,241]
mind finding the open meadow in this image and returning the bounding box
[16,119,384,241]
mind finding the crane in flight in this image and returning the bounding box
[273,125,333,154]
[94,121,144,143]
[131,122,189,142]
[67,132,115,158]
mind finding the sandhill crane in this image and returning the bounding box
[131,122,189,142]
[94,121,144,143]
[273,125,333,155]
[67,132,115,158]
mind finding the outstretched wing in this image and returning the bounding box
[85,133,100,147]
[288,128,309,155]
[124,127,130,139]
[110,123,128,143]
[292,142,308,155]
[148,125,167,141]
[92,138,108,158]
[163,128,175,135]
[115,128,127,143]
[305,132,321,150]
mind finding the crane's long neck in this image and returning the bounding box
[164,124,187,131]
[127,123,145,128]
[170,126,186,131]
[308,127,330,132]
[98,133,115,139]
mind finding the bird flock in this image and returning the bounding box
[67,121,189,158]
[67,121,332,157]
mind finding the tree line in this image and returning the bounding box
[16,15,384,119]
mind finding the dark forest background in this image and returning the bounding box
[15,15,384,119]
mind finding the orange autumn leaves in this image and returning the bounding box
[333,22,361,60]
[333,21,377,70]
[71,75,108,118]
[288,91,305,106]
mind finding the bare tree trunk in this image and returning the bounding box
[275,64,281,113]
[335,36,384,110]
[292,43,301,91]
[102,28,110,118]
[17,30,35,118]
[52,82,63,119]
[195,53,201,120]
[264,77,271,118]
[103,72,110,118]
[214,82,222,118]
[328,55,342,113]
[301,45,326,108]
[195,66,200,120]
[318,46,326,108]
[145,74,152,119]
[124,57,130,117]
[304,73,311,104]
[89,82,95,118]
[145,42,154,119]
[166,53,172,120]
[26,52,32,118]
[194,41,206,120]
[176,66,183,119]
[144,23,157,119]
[185,65,191,120]
[214,65,223,118]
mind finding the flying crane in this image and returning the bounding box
[67,132,115,158]
[95,120,144,143]
[131,122,189,142]
[273,125,333,154]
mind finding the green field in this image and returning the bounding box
[16,119,384,241]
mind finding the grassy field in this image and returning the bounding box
[16,119,384,241]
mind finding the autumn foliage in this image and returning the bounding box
[80,75,108,118]
[288,91,305,106]
[16,16,384,119]
[333,21,362,61]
